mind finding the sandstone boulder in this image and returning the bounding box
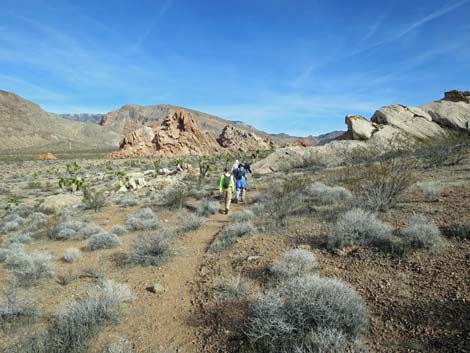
[217,125,276,152]
[39,194,82,214]
[421,90,470,130]
[371,105,446,140]
[37,152,57,160]
[345,115,379,140]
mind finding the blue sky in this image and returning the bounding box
[1,0,469,135]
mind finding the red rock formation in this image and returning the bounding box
[37,152,57,160]
[106,110,223,158]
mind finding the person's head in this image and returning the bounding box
[224,167,230,173]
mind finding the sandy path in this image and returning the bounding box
[111,209,233,353]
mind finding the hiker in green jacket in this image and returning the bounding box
[219,167,235,214]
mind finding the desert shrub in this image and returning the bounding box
[86,232,121,251]
[53,220,104,240]
[4,250,54,287]
[13,280,132,353]
[175,209,205,234]
[196,198,220,217]
[245,275,368,353]
[28,212,48,230]
[110,225,128,237]
[128,231,171,266]
[126,208,161,231]
[82,188,107,212]
[400,214,443,249]
[0,243,24,263]
[118,197,138,207]
[270,249,317,279]
[188,188,210,200]
[415,133,470,168]
[57,269,79,286]
[2,213,25,232]
[64,248,80,263]
[354,158,416,212]
[217,275,250,301]
[421,182,441,202]
[442,223,470,240]
[0,285,39,326]
[156,186,187,209]
[328,208,391,249]
[102,339,134,353]
[228,209,254,223]
[15,205,34,218]
[305,182,353,205]
[210,221,255,252]
[2,232,33,246]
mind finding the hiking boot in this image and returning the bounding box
[224,209,229,215]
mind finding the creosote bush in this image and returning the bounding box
[82,188,107,212]
[13,280,132,353]
[270,249,317,279]
[126,208,162,231]
[128,231,171,266]
[86,232,121,251]
[245,275,368,353]
[156,186,187,209]
[400,214,443,249]
[354,158,416,212]
[329,208,391,249]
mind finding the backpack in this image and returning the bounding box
[235,168,245,180]
[222,175,232,188]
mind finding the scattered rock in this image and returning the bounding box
[146,283,165,295]
[37,152,57,160]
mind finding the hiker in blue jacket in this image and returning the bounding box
[234,163,248,203]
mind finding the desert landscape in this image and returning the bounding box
[0,88,469,353]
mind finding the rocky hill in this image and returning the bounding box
[254,90,470,174]
[217,125,277,152]
[57,113,104,123]
[106,110,223,158]
[98,104,331,146]
[0,90,122,153]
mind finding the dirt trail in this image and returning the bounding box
[114,207,235,353]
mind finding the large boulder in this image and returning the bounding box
[421,90,470,130]
[371,105,446,140]
[39,194,82,214]
[217,125,276,151]
[345,115,379,140]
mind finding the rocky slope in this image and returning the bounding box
[57,113,104,123]
[106,110,223,158]
[254,90,470,174]
[0,90,122,153]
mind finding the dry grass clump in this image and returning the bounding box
[128,231,172,266]
[228,209,254,223]
[110,225,128,237]
[12,280,132,353]
[126,208,162,231]
[420,182,441,202]
[245,275,368,353]
[270,249,317,279]
[328,208,391,249]
[216,274,251,301]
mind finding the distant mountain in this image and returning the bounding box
[315,131,345,145]
[99,104,338,146]
[57,113,103,124]
[0,90,122,153]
